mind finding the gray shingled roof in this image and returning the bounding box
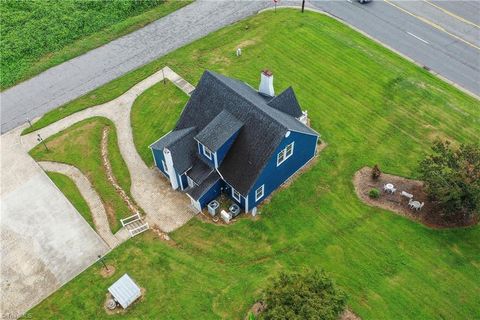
[186,171,220,200]
[150,127,198,173]
[195,110,243,151]
[267,87,303,118]
[150,127,195,151]
[188,160,213,185]
[173,70,318,195]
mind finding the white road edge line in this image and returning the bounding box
[407,32,430,44]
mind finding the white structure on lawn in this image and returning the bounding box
[108,274,141,309]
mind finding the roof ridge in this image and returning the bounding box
[206,71,288,132]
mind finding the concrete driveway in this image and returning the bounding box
[0,127,109,318]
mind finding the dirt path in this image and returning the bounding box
[38,161,129,248]
[22,67,197,232]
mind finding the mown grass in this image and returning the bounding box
[30,117,132,233]
[28,9,479,319]
[1,0,190,90]
[46,171,95,231]
[131,81,189,167]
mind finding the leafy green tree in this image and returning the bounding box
[261,269,346,320]
[419,140,480,219]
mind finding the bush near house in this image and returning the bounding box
[0,0,189,89]
[419,140,480,221]
[260,269,346,320]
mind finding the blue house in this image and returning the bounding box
[150,70,319,214]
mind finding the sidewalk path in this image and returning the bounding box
[38,161,129,248]
[1,67,195,318]
[22,67,198,233]
[1,0,269,133]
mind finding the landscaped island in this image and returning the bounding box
[26,9,479,319]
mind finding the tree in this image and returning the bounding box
[260,269,346,320]
[419,140,480,219]
[371,164,381,180]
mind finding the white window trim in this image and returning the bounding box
[255,185,264,201]
[187,176,195,188]
[161,160,168,176]
[232,188,241,202]
[203,145,212,160]
[277,142,295,166]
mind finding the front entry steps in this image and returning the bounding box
[120,213,149,238]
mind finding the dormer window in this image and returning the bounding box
[203,145,213,160]
[277,142,294,166]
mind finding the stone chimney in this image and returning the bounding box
[258,69,274,97]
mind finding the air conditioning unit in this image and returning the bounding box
[229,204,240,218]
[207,200,219,217]
[220,210,232,223]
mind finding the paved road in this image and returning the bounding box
[1,1,478,135]
[0,0,269,134]
[308,0,479,97]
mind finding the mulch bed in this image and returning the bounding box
[99,265,116,278]
[353,167,477,229]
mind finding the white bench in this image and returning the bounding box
[401,191,413,199]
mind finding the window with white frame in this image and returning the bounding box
[203,145,212,160]
[277,142,295,166]
[255,185,264,201]
[161,160,168,175]
[232,188,241,202]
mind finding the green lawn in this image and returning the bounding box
[131,81,189,167]
[1,0,190,90]
[46,171,95,230]
[30,117,133,233]
[28,9,479,319]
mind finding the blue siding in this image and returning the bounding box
[152,148,168,177]
[246,131,317,210]
[223,184,247,211]
[197,142,216,168]
[215,131,239,166]
[198,179,224,208]
[177,173,188,190]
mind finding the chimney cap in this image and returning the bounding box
[262,69,273,77]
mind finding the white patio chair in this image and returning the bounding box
[417,202,425,211]
[408,199,414,209]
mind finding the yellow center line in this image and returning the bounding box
[384,0,480,51]
[423,0,480,29]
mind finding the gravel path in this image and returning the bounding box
[1,0,270,133]
[38,161,129,248]
[23,67,198,232]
